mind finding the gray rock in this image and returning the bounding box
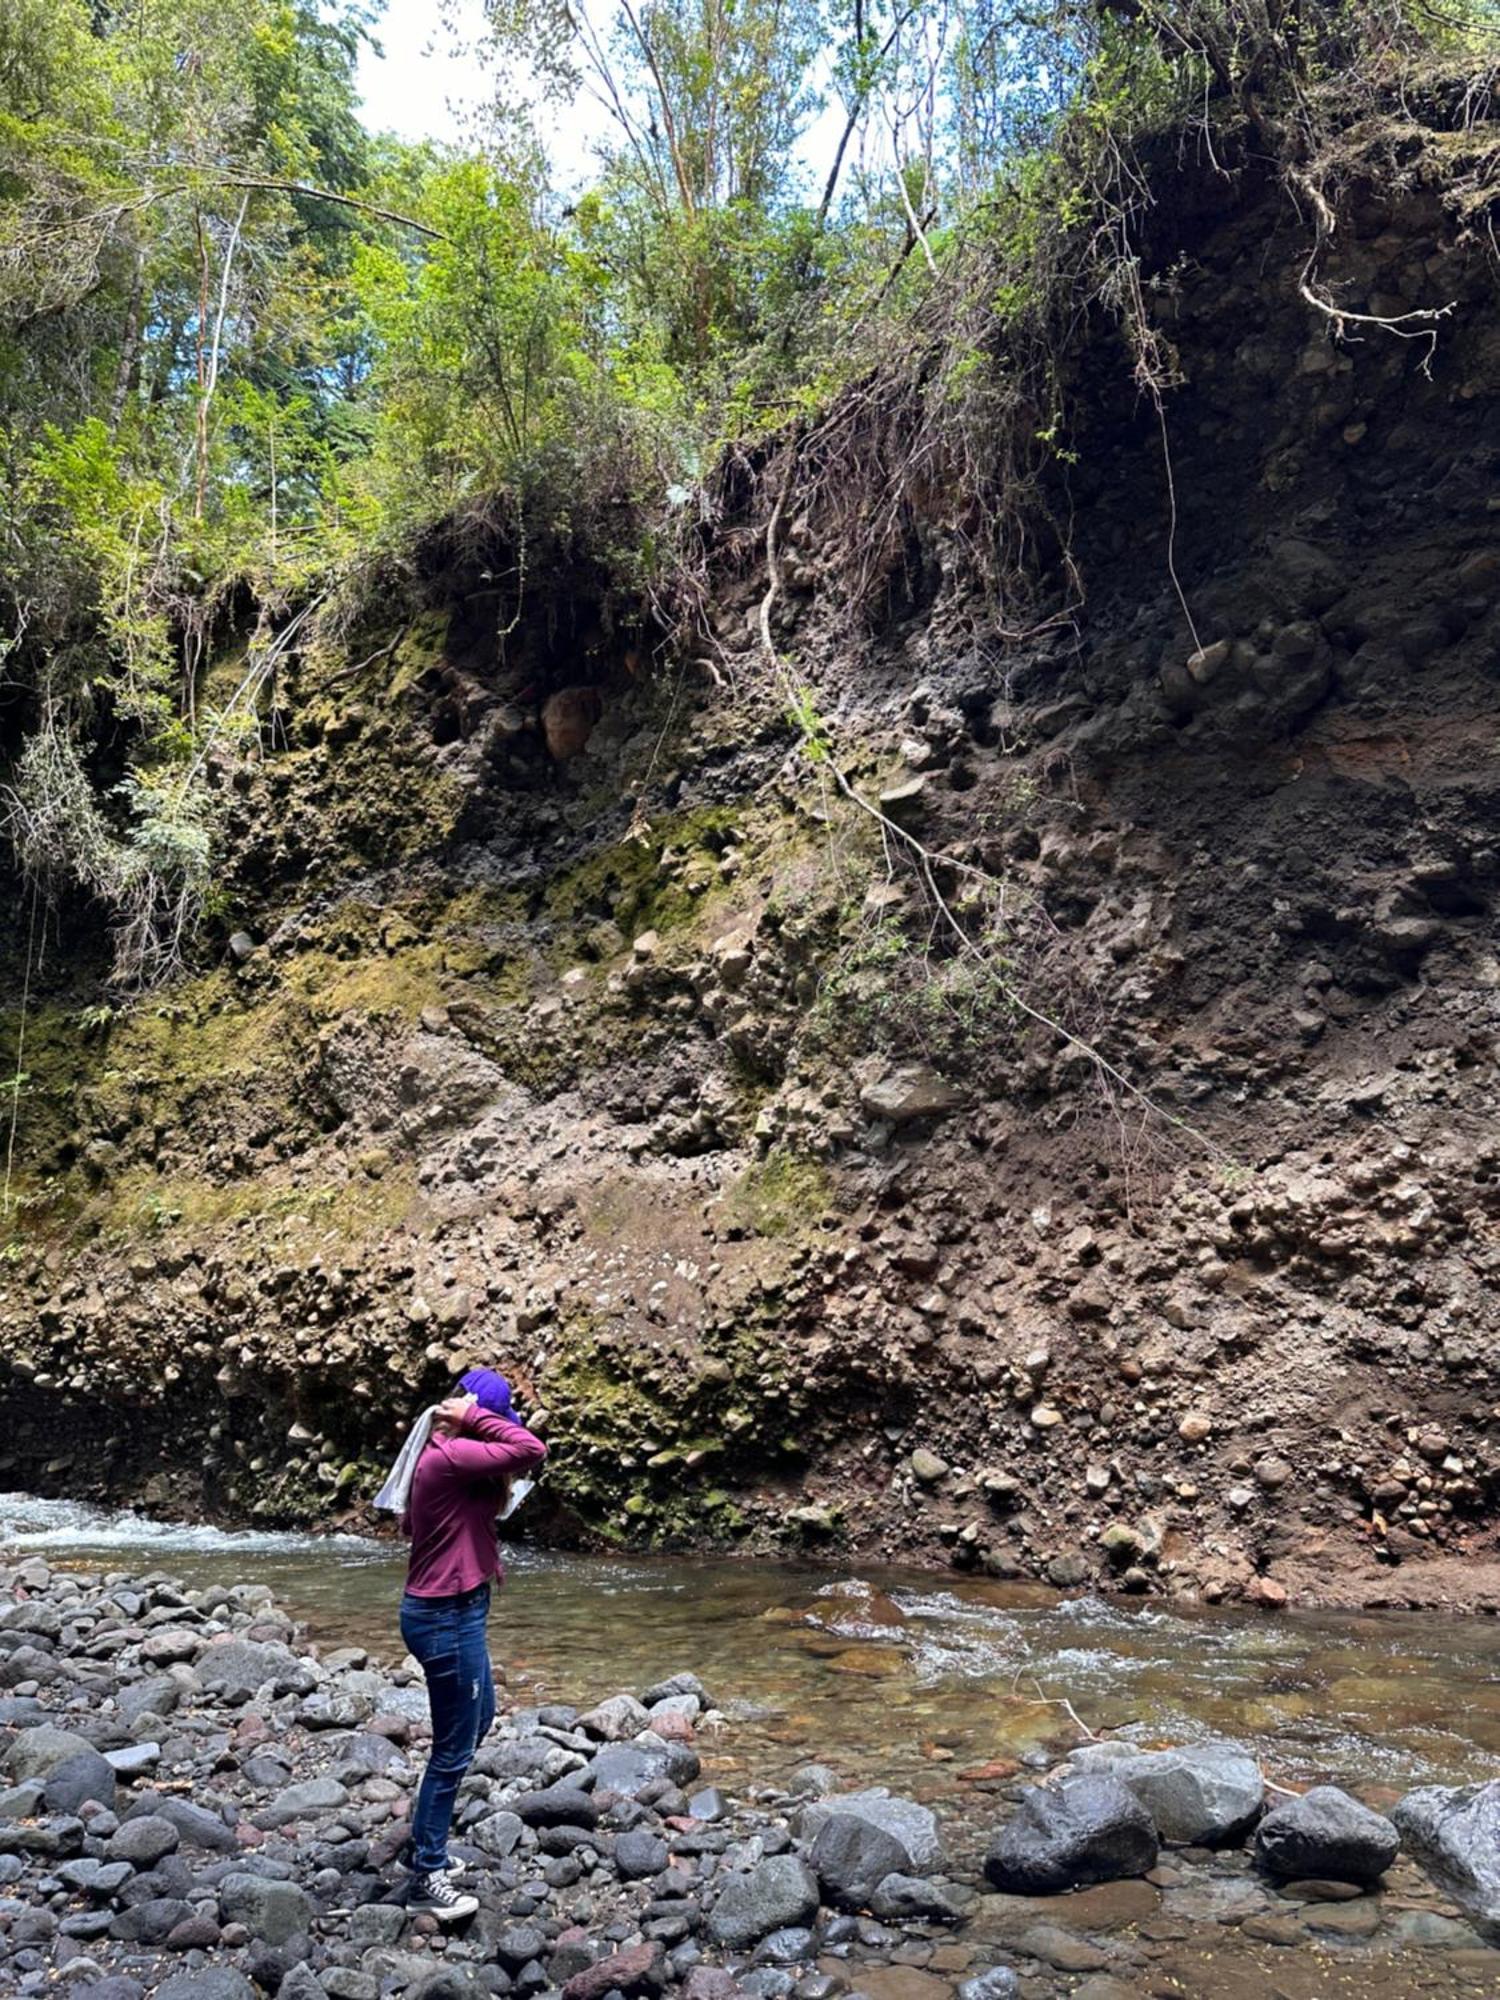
[471,1808,525,1857]
[795,1790,941,1871]
[588,1737,699,1794]
[407,1974,490,2000]
[496,1923,550,1969]
[0,1723,95,1782]
[0,1642,58,1685]
[858,1065,964,1124]
[957,1972,1020,2000]
[43,1750,118,1816]
[0,1808,83,1854]
[867,1873,966,1923]
[106,1815,181,1867]
[126,1795,236,1852]
[59,1857,134,1899]
[348,1904,408,1946]
[138,1628,203,1667]
[277,1970,330,2000]
[809,1813,909,1909]
[103,1743,161,1780]
[65,1979,147,2000]
[0,1778,46,1818]
[1256,1786,1399,1884]
[752,1927,817,1965]
[616,1828,670,1878]
[116,1677,181,1726]
[1111,1742,1264,1846]
[579,1694,652,1741]
[984,1775,1159,1893]
[707,1856,821,1948]
[642,1673,712,1709]
[516,1785,598,1828]
[153,1973,257,2000]
[196,1640,296,1702]
[0,1601,62,1637]
[109,1895,193,1943]
[323,1977,379,2000]
[298,1691,372,1730]
[261,1776,350,1827]
[1394,1781,1500,1940]
[218,1871,316,1944]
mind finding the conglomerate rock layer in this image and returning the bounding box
[3,125,1499,1611]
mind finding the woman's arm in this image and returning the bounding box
[440,1404,548,1481]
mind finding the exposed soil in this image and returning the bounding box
[2,119,1498,1614]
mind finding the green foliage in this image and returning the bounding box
[0,0,1483,988]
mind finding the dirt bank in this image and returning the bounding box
[2,108,1498,1616]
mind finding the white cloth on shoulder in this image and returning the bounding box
[373,1405,439,1514]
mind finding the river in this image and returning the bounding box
[5,1492,1499,1818]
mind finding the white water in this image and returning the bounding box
[0,1492,388,1561]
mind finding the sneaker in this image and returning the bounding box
[406,1872,479,1923]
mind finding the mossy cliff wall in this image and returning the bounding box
[2,131,1499,1612]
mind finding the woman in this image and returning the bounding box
[390,1366,547,1921]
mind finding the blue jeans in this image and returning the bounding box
[399,1583,496,1875]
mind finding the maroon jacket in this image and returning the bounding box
[402,1405,547,1598]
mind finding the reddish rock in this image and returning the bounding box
[561,1942,664,2000]
[1246,1575,1289,1609]
[958,1758,1023,1783]
[650,1709,696,1744]
[542,686,603,760]
[681,1972,745,2000]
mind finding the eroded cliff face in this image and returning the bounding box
[3,127,1498,1611]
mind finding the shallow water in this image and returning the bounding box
[5,1492,1500,1814]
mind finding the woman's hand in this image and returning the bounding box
[431,1396,473,1436]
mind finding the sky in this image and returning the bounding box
[355,0,847,194]
[355,0,612,185]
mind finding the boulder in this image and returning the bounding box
[1,1723,96,1782]
[110,1897,194,1944]
[218,1871,316,1945]
[984,1776,1159,1894]
[1393,1781,1500,1940]
[126,1795,236,1852]
[615,1828,670,1879]
[138,1628,203,1667]
[471,1809,524,1858]
[1111,1743,1264,1846]
[116,1677,181,1726]
[707,1855,821,1948]
[957,1974,1020,2000]
[588,1736,699,1793]
[196,1640,296,1702]
[579,1693,651,1741]
[810,1813,910,1908]
[868,1874,966,1923]
[107,1815,181,1867]
[261,1776,349,1828]
[859,1065,964,1125]
[43,1749,118,1816]
[796,1789,942,1870]
[154,1974,258,2000]
[515,1784,598,1828]
[1255,1787,1400,1885]
[561,1941,665,2000]
[641,1672,712,1709]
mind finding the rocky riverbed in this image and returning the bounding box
[4,1560,1500,2000]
